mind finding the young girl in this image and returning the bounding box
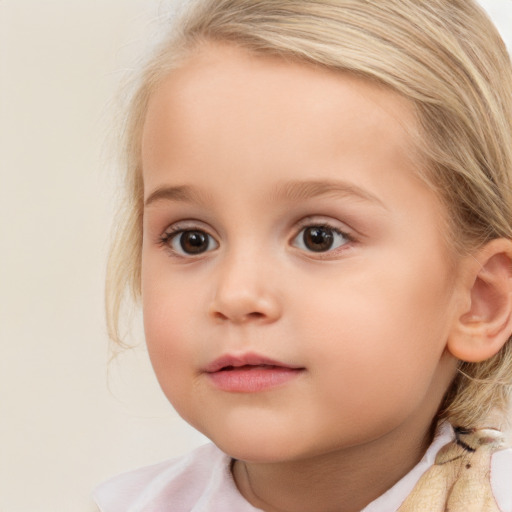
[95,1,512,510]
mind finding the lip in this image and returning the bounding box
[203,352,305,393]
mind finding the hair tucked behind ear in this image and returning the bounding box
[107,0,512,428]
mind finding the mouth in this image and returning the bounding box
[204,353,302,373]
[204,353,305,393]
[220,363,285,371]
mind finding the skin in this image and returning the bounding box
[140,43,468,512]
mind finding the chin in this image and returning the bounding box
[196,419,305,463]
[214,436,301,463]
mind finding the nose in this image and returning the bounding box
[208,250,282,325]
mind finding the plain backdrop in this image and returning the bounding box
[1,1,511,511]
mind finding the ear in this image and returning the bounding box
[447,238,512,363]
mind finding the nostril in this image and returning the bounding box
[213,311,229,321]
[209,293,281,324]
[247,312,265,319]
[213,311,265,321]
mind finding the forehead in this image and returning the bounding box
[142,41,420,181]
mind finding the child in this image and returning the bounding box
[95,0,512,510]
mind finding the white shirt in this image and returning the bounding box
[94,425,512,512]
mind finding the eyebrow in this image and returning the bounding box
[144,179,387,209]
[271,179,387,209]
[144,185,212,208]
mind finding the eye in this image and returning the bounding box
[292,225,350,253]
[164,229,219,256]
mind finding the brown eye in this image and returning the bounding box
[292,225,349,253]
[303,227,334,252]
[170,230,218,255]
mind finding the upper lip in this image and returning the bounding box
[204,352,303,373]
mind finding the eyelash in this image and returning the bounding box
[158,220,355,258]
[158,224,219,257]
[291,222,354,256]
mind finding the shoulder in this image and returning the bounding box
[492,447,512,512]
[93,443,258,512]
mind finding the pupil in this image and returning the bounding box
[304,227,333,252]
[181,231,208,254]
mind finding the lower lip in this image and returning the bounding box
[206,366,303,392]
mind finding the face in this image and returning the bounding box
[141,43,461,463]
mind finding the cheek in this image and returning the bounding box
[142,247,197,347]
[296,255,455,399]
[141,265,199,395]
[143,298,208,428]
[143,281,197,354]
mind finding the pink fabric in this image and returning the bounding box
[94,425,512,512]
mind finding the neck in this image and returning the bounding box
[233,418,436,512]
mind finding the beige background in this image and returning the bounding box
[1,1,511,511]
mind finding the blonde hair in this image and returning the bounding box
[107,0,512,428]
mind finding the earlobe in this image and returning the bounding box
[447,239,512,363]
